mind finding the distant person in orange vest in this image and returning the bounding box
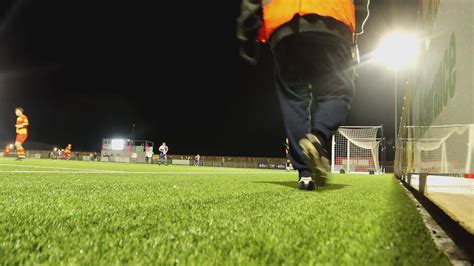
[238,0,356,190]
[4,144,11,156]
[14,107,29,161]
[64,144,72,160]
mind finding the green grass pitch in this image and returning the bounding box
[0,158,449,264]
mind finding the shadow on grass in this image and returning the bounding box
[255,181,349,191]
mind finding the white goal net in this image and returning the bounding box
[331,126,384,174]
[408,124,474,175]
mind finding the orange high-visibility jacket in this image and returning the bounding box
[258,0,356,42]
[65,144,72,154]
[16,115,29,135]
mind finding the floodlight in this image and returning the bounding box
[374,32,420,69]
[111,139,125,151]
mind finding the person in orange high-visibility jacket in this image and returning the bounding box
[64,144,72,160]
[237,0,357,190]
[14,107,29,160]
[4,145,11,156]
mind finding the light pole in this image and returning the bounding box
[132,123,135,140]
[394,70,397,146]
[374,32,420,147]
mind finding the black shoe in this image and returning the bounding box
[15,157,25,161]
[299,134,330,187]
[298,177,316,191]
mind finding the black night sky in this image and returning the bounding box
[0,0,418,158]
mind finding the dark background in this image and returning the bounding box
[0,0,418,158]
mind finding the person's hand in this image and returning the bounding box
[240,48,257,65]
[239,40,259,65]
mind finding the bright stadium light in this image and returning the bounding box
[374,32,420,70]
[111,139,125,151]
[373,32,421,147]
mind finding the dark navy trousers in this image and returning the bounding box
[272,32,355,177]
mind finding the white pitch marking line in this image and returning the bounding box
[0,171,121,174]
[107,171,289,174]
[0,163,127,172]
[0,170,290,175]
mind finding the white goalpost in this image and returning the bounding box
[409,124,474,175]
[331,126,384,174]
